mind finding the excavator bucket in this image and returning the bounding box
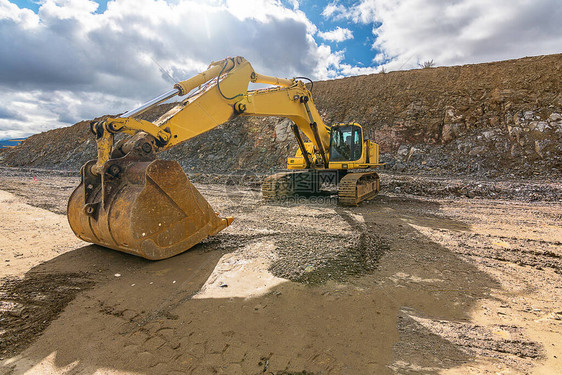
[67,158,233,260]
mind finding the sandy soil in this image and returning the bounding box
[0,168,560,374]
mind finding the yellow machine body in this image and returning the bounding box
[287,123,380,170]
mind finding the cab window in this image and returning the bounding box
[329,125,362,162]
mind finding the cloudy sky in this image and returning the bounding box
[1,0,561,140]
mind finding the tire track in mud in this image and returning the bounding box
[394,308,544,372]
[432,230,562,274]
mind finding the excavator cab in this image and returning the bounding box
[328,124,363,162]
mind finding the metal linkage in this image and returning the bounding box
[120,88,180,119]
[301,96,328,168]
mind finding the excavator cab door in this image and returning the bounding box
[328,124,363,162]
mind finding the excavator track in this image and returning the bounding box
[262,172,295,201]
[262,170,324,201]
[338,172,380,206]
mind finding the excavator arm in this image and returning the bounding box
[91,56,330,174]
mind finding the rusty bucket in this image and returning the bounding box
[67,158,233,260]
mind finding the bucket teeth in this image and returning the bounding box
[67,159,232,260]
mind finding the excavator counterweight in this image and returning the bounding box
[67,56,382,260]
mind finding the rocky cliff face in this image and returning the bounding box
[311,54,561,179]
[1,54,560,179]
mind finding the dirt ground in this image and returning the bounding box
[0,168,560,374]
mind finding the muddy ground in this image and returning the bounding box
[0,167,560,374]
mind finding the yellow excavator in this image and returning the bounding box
[67,56,382,260]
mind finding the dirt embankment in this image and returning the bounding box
[1,54,561,179]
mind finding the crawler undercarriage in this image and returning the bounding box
[262,170,380,206]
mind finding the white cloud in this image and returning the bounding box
[310,44,380,80]
[321,1,347,20]
[317,26,353,43]
[323,0,562,71]
[0,0,344,139]
[0,89,137,139]
[5,0,557,140]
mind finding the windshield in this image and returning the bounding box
[329,125,362,162]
